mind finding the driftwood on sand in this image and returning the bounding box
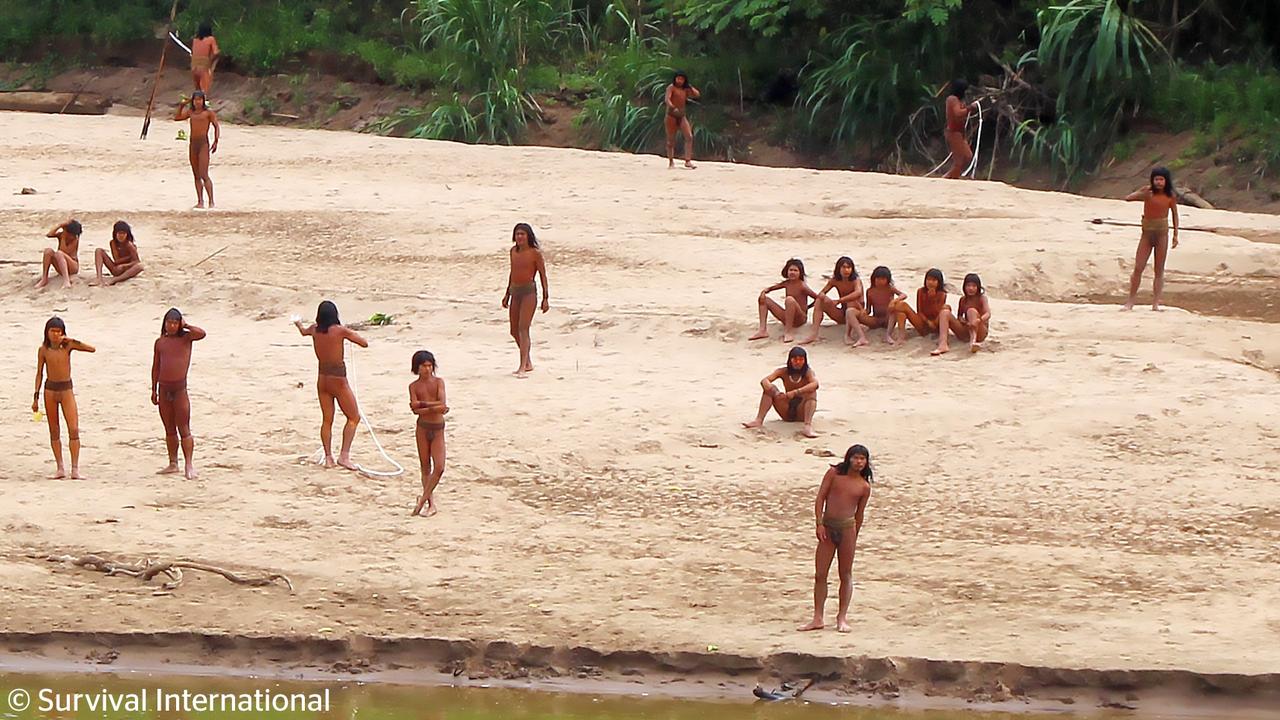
[0,91,112,115]
[39,553,293,592]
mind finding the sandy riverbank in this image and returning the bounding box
[1,111,1279,710]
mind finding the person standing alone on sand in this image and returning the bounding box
[409,351,448,517]
[943,79,980,179]
[295,301,368,470]
[152,308,206,480]
[32,317,95,479]
[742,346,819,438]
[91,220,144,286]
[34,219,82,289]
[190,22,220,95]
[1123,167,1180,311]
[799,444,872,633]
[503,223,549,378]
[175,91,220,209]
[665,71,701,169]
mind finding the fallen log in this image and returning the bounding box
[0,91,112,115]
[40,552,294,592]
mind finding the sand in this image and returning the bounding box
[1,111,1279,680]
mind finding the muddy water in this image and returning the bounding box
[0,671,1037,720]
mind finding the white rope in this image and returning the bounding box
[169,32,193,56]
[309,344,405,479]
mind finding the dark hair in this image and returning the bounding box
[870,265,892,286]
[196,21,213,39]
[672,71,689,87]
[63,220,83,238]
[411,350,437,374]
[924,268,944,291]
[112,220,134,245]
[785,345,810,378]
[832,256,857,281]
[950,78,968,99]
[781,258,806,281]
[834,444,873,482]
[963,273,984,295]
[512,222,539,249]
[1150,167,1175,197]
[43,316,66,348]
[191,90,207,107]
[161,307,185,336]
[316,300,340,333]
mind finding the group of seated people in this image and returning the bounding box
[749,257,991,355]
[742,257,993,438]
[34,218,143,289]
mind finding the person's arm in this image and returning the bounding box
[814,468,835,542]
[837,279,865,307]
[174,99,191,121]
[294,319,314,336]
[688,85,701,100]
[892,284,907,301]
[537,250,549,312]
[1124,187,1148,202]
[46,223,65,239]
[33,348,45,411]
[1170,200,1180,248]
[210,112,220,153]
[151,340,161,405]
[801,281,821,301]
[68,339,95,353]
[979,296,992,323]
[183,323,207,342]
[665,84,674,109]
[759,281,786,298]
[853,484,871,536]
[344,326,369,348]
[790,369,819,398]
[760,368,783,390]
[210,37,221,70]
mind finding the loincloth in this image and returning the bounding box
[1141,217,1169,231]
[822,515,857,546]
[157,380,188,401]
[319,362,347,378]
[417,418,446,441]
[509,282,536,299]
[44,379,73,392]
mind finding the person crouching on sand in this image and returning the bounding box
[502,223,549,378]
[152,308,206,479]
[749,258,818,343]
[409,350,448,517]
[34,219,82,290]
[935,272,991,355]
[92,220,143,286]
[295,300,368,470]
[742,346,819,438]
[33,316,95,478]
[799,444,872,633]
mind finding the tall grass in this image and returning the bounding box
[1151,62,1280,169]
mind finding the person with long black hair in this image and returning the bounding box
[799,444,872,633]
[1123,167,1180,311]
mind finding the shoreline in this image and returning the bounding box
[2,631,1277,717]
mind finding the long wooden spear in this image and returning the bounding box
[140,0,180,139]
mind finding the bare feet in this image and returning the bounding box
[782,332,794,343]
[797,620,824,632]
[193,203,205,210]
[1151,304,1163,312]
[184,464,199,480]
[337,457,358,471]
[747,330,769,341]
[34,277,49,289]
[685,161,696,169]
[798,334,819,346]
[52,468,67,479]
[852,336,869,348]
[323,456,338,469]
[70,467,83,480]
[802,425,818,439]
[836,619,852,633]
[423,506,439,518]
[513,369,527,378]
[741,419,764,429]
[970,342,982,353]
[931,345,950,356]
[157,463,179,475]
[885,331,897,346]
[668,160,675,169]
[1121,302,1134,311]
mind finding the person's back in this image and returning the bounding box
[311,325,347,365]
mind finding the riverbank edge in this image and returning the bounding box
[0,631,1275,716]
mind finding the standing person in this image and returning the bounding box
[749,258,819,343]
[34,219,82,289]
[742,346,819,438]
[799,444,872,633]
[800,256,868,347]
[502,223,549,378]
[190,22,221,95]
[151,308,206,480]
[943,79,980,179]
[409,351,448,517]
[664,71,701,169]
[91,220,144,286]
[934,273,991,355]
[32,317,95,479]
[175,91,220,209]
[1122,167,1180,311]
[294,301,368,470]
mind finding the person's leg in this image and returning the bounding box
[782,296,804,342]
[158,390,179,473]
[800,297,833,344]
[933,307,956,355]
[335,381,361,471]
[1124,234,1155,310]
[63,391,83,478]
[1151,231,1170,310]
[681,117,696,168]
[834,529,857,632]
[51,250,73,287]
[412,424,430,515]
[845,307,868,346]
[424,430,446,515]
[198,142,214,208]
[175,389,197,479]
[93,249,114,284]
[742,387,781,428]
[35,248,56,288]
[800,396,818,438]
[517,292,537,373]
[317,381,336,467]
[798,536,837,630]
[665,114,677,168]
[107,262,144,285]
[749,295,786,341]
[190,142,205,208]
[44,390,65,477]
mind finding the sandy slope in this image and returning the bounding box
[1,111,1278,676]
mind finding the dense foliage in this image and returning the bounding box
[1,0,1278,179]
